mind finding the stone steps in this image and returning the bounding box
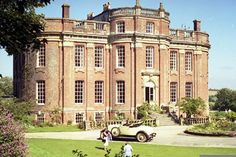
[158,114,179,126]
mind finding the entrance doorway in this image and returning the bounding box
[145,81,155,103]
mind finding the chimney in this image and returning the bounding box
[193,20,201,31]
[135,0,141,8]
[87,12,94,20]
[103,2,110,11]
[62,4,70,18]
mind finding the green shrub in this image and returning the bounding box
[137,102,158,120]
[67,120,72,125]
[210,111,236,122]
[0,98,34,125]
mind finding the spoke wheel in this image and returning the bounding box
[111,127,120,137]
[136,132,147,142]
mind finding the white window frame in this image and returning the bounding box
[117,46,125,68]
[36,80,45,105]
[185,52,192,71]
[75,80,84,104]
[146,47,154,68]
[146,22,154,34]
[95,47,103,68]
[117,21,125,33]
[95,81,104,104]
[37,45,45,67]
[170,82,178,103]
[75,45,84,68]
[170,51,177,71]
[116,81,125,104]
[185,82,192,98]
[75,112,84,123]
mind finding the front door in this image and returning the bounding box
[145,82,155,103]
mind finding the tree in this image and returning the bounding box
[0,0,53,55]
[177,97,206,118]
[0,107,27,157]
[213,88,236,112]
[0,76,13,96]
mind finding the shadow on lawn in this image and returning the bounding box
[97,137,137,142]
[95,146,104,150]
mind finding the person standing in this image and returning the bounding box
[123,143,133,157]
[103,130,112,151]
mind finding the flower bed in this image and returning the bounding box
[185,119,236,137]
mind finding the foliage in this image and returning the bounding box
[114,112,125,120]
[0,77,13,96]
[67,120,73,125]
[104,149,111,157]
[72,146,139,157]
[137,102,159,119]
[0,98,34,125]
[49,108,61,124]
[0,0,53,55]
[213,88,236,112]
[28,139,236,157]
[0,108,27,157]
[72,149,88,157]
[210,111,236,122]
[186,119,236,136]
[177,97,206,118]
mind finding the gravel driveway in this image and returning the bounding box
[26,126,236,148]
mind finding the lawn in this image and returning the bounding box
[27,125,81,133]
[28,139,236,157]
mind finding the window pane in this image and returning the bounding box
[75,81,84,103]
[185,52,192,71]
[37,113,45,123]
[95,47,103,68]
[117,81,125,103]
[170,82,177,102]
[75,46,84,67]
[75,113,84,123]
[38,45,45,67]
[185,82,192,97]
[146,47,154,68]
[95,112,103,122]
[37,80,45,104]
[170,51,177,71]
[95,81,103,103]
[117,21,125,33]
[146,22,154,33]
[117,46,125,67]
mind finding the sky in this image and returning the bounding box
[0,0,236,90]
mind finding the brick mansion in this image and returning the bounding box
[13,0,210,124]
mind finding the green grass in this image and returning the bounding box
[27,125,81,133]
[28,139,236,157]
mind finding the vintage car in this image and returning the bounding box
[100,122,156,142]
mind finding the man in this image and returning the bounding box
[123,143,133,157]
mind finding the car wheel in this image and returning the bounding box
[136,132,148,142]
[111,127,120,137]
